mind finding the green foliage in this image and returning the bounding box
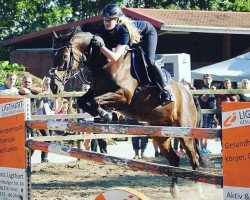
[223,0,250,11]
[0,61,26,87]
[0,0,249,61]
[0,61,25,72]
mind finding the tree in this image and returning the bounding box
[222,0,250,11]
[0,0,72,60]
[0,0,249,61]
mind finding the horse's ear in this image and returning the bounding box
[52,31,58,39]
[52,31,59,47]
[75,26,82,33]
[67,27,77,39]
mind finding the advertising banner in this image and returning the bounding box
[222,102,250,200]
[0,98,28,200]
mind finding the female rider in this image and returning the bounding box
[92,4,173,105]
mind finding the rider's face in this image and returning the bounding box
[103,17,118,30]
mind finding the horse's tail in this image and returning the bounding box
[193,96,210,167]
[193,95,203,128]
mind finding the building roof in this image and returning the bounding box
[123,8,250,34]
[4,8,250,46]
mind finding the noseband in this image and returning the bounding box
[50,39,94,85]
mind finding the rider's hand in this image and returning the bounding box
[91,38,104,49]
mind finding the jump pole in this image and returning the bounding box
[26,120,222,139]
[26,139,222,186]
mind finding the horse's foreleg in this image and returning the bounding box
[77,89,99,116]
[94,89,128,107]
[93,89,128,121]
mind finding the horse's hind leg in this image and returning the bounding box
[154,137,182,199]
[179,138,199,170]
[180,138,208,199]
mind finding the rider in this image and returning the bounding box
[91,4,174,105]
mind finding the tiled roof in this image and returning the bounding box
[4,8,250,46]
[123,8,250,28]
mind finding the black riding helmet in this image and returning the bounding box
[102,4,123,18]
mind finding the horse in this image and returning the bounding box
[50,27,206,198]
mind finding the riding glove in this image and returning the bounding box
[91,38,104,49]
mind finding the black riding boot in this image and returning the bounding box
[151,64,174,105]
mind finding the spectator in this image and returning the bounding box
[36,77,58,116]
[91,138,107,154]
[0,73,19,94]
[153,140,161,157]
[237,79,250,102]
[56,98,71,116]
[132,136,148,159]
[180,77,196,90]
[55,98,72,136]
[198,74,216,154]
[90,118,108,154]
[19,75,42,95]
[217,78,237,125]
[35,77,58,163]
[130,121,148,159]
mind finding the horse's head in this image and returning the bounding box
[50,27,104,94]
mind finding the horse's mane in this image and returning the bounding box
[56,25,103,47]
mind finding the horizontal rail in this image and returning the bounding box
[0,89,249,99]
[0,91,86,98]
[31,114,91,120]
[30,109,220,120]
[26,139,222,186]
[201,109,220,114]
[191,89,250,95]
[26,120,221,139]
[31,134,143,141]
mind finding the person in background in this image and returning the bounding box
[198,74,216,154]
[19,76,38,121]
[217,78,237,125]
[129,121,148,159]
[153,140,161,157]
[56,98,70,116]
[91,117,108,154]
[0,73,19,94]
[180,77,196,90]
[35,77,58,163]
[237,79,250,102]
[36,77,58,116]
[55,98,72,137]
[19,75,42,95]
[91,3,173,105]
[132,136,148,159]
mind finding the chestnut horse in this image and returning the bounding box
[50,28,205,198]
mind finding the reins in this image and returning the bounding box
[50,38,95,85]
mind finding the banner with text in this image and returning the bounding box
[0,98,28,200]
[222,102,250,200]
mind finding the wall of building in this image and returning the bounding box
[10,49,52,79]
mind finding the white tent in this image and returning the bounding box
[191,52,250,82]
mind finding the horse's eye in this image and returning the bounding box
[63,55,68,59]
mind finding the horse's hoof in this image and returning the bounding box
[103,113,113,122]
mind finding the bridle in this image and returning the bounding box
[50,40,94,85]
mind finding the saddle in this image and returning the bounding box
[129,45,171,87]
[129,45,152,86]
